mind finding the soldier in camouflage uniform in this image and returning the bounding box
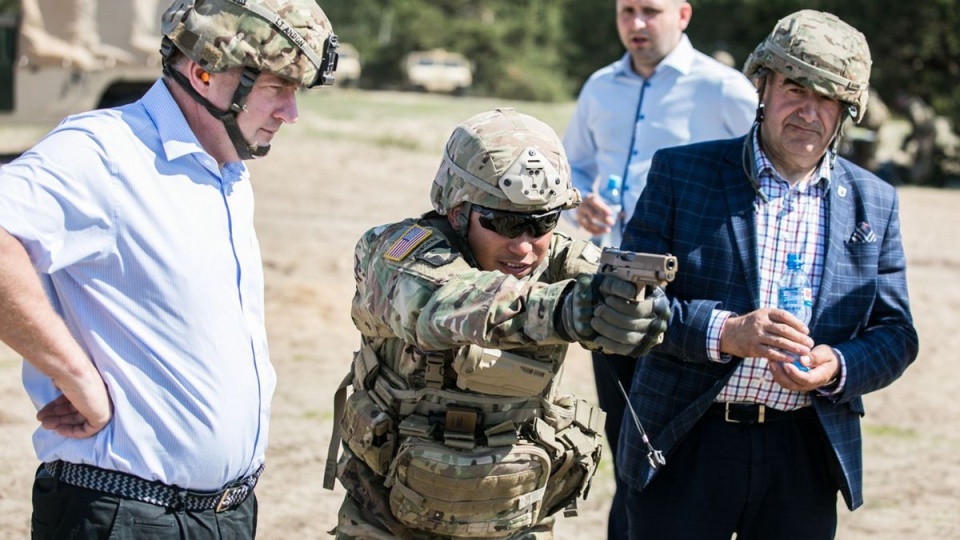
[325,108,671,539]
[0,1,338,538]
[615,10,917,539]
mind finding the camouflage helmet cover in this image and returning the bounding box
[744,10,872,123]
[161,0,337,88]
[431,108,581,214]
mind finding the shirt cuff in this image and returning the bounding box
[707,310,736,363]
[817,348,847,395]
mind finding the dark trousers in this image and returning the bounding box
[625,408,838,540]
[592,350,637,540]
[31,466,258,539]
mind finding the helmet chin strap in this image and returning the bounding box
[217,67,271,160]
[827,108,851,170]
[161,49,269,160]
[457,202,472,235]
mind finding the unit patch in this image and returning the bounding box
[384,225,433,261]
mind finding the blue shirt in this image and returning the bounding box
[0,80,274,491]
[563,34,758,246]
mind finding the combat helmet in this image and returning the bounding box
[431,108,581,215]
[160,0,339,158]
[743,10,871,123]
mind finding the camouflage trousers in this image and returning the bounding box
[335,495,555,540]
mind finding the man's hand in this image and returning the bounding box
[767,344,841,392]
[1,227,112,438]
[719,308,813,362]
[576,193,618,236]
[37,374,113,438]
[592,280,670,356]
[558,275,670,357]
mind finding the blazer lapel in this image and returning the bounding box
[722,141,761,310]
[813,173,852,327]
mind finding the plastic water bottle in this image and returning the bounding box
[777,253,813,372]
[594,174,623,248]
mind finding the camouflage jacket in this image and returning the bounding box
[351,211,600,398]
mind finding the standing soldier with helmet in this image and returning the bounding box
[325,108,671,539]
[616,10,918,539]
[0,0,339,537]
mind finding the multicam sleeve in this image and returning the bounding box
[546,233,601,281]
[350,221,573,351]
[415,269,571,350]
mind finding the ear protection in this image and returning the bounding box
[199,71,210,83]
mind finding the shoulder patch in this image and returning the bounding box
[415,237,460,267]
[384,225,433,261]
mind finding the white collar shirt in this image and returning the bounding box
[0,80,274,490]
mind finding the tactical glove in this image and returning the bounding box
[592,280,670,357]
[556,275,599,346]
[557,275,670,356]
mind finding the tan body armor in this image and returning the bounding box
[327,215,604,539]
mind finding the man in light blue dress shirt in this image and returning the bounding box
[0,1,339,538]
[561,1,757,538]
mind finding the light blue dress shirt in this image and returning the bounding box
[563,34,758,247]
[0,80,274,491]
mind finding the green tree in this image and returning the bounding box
[319,0,573,100]
[317,0,959,124]
[685,0,960,127]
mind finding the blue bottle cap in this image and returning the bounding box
[786,253,803,270]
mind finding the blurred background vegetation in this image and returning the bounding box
[320,0,959,126]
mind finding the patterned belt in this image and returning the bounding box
[44,460,264,512]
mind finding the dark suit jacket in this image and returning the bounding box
[617,135,919,510]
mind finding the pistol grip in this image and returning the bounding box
[633,284,647,303]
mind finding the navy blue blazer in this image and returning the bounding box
[616,135,919,510]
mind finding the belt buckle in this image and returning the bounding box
[215,486,241,513]
[724,403,766,424]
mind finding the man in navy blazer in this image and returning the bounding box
[615,10,919,539]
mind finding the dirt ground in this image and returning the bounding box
[0,90,958,539]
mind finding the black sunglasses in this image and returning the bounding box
[473,206,562,239]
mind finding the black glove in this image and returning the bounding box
[591,280,670,357]
[557,275,670,356]
[556,275,599,346]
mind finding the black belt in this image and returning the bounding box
[44,460,263,512]
[709,402,810,425]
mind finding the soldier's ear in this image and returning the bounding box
[447,205,463,231]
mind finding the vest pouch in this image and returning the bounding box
[541,424,602,516]
[387,437,551,538]
[533,400,604,517]
[453,345,555,397]
[341,390,396,476]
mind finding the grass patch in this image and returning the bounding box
[370,134,423,151]
[864,424,919,439]
[296,89,576,136]
[289,89,577,154]
[302,409,335,422]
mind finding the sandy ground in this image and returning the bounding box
[1,90,958,539]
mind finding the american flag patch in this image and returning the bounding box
[384,225,433,261]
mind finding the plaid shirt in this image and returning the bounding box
[709,130,830,410]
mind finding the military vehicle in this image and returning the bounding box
[335,42,360,88]
[0,0,162,123]
[402,48,472,95]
